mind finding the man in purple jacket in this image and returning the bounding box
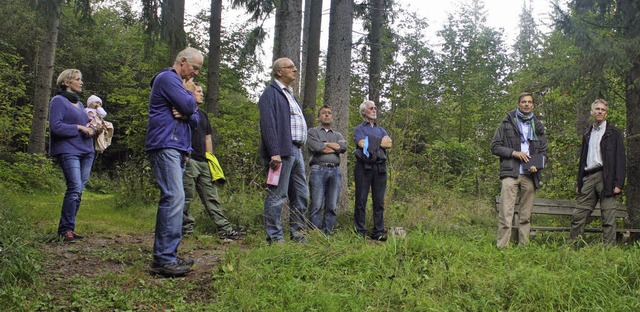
[258,57,309,243]
[146,47,202,277]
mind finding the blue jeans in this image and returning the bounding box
[149,149,186,264]
[58,152,95,235]
[308,165,342,234]
[264,147,309,242]
[354,161,387,238]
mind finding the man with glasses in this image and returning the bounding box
[146,47,202,276]
[258,57,309,243]
[353,100,392,241]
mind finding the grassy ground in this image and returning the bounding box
[2,188,640,311]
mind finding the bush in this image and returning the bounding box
[112,154,159,208]
[0,152,63,193]
[425,140,481,193]
[0,47,30,153]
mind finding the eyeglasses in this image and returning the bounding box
[281,65,297,70]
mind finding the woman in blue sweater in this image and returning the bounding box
[49,69,96,243]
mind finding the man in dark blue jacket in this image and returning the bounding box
[353,100,392,241]
[570,99,626,245]
[146,47,202,277]
[258,57,309,243]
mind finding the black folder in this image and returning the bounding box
[523,154,545,170]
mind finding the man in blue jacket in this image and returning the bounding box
[146,47,202,277]
[353,100,392,241]
[258,57,309,243]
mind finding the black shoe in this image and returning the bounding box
[149,262,191,277]
[291,236,308,243]
[71,232,84,240]
[267,238,285,245]
[178,258,194,267]
[219,229,245,241]
[371,233,388,242]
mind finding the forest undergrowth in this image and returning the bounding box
[2,181,640,311]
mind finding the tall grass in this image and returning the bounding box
[0,191,43,309]
[4,176,640,310]
[208,229,640,311]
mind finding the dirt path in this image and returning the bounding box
[37,233,239,304]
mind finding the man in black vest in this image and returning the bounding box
[181,84,243,241]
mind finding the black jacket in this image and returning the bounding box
[576,123,626,197]
[490,109,548,189]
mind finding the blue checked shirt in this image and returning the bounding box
[276,81,307,143]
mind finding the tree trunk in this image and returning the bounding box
[300,0,312,103]
[368,0,382,107]
[161,0,186,64]
[273,0,302,96]
[324,0,353,211]
[28,0,62,155]
[301,0,323,128]
[207,0,222,149]
[625,60,640,228]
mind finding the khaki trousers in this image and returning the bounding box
[497,175,535,247]
[569,171,617,244]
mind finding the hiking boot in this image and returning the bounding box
[149,261,191,277]
[292,236,308,243]
[71,232,84,240]
[178,258,194,267]
[219,229,245,241]
[371,233,388,242]
[60,231,77,243]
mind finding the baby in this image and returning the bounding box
[85,94,114,153]
[85,95,107,131]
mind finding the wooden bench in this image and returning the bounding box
[494,196,640,242]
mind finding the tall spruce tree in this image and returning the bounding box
[325,0,353,210]
[301,0,323,127]
[435,0,509,144]
[556,0,640,228]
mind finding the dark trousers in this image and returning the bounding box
[354,160,387,237]
[570,171,617,244]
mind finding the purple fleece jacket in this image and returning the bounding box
[145,68,199,152]
[49,95,94,157]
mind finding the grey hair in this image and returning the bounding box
[271,58,290,78]
[174,47,203,65]
[590,99,609,111]
[359,100,375,118]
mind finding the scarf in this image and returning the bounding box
[515,109,537,142]
[57,89,80,104]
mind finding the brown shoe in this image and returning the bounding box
[60,231,76,243]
